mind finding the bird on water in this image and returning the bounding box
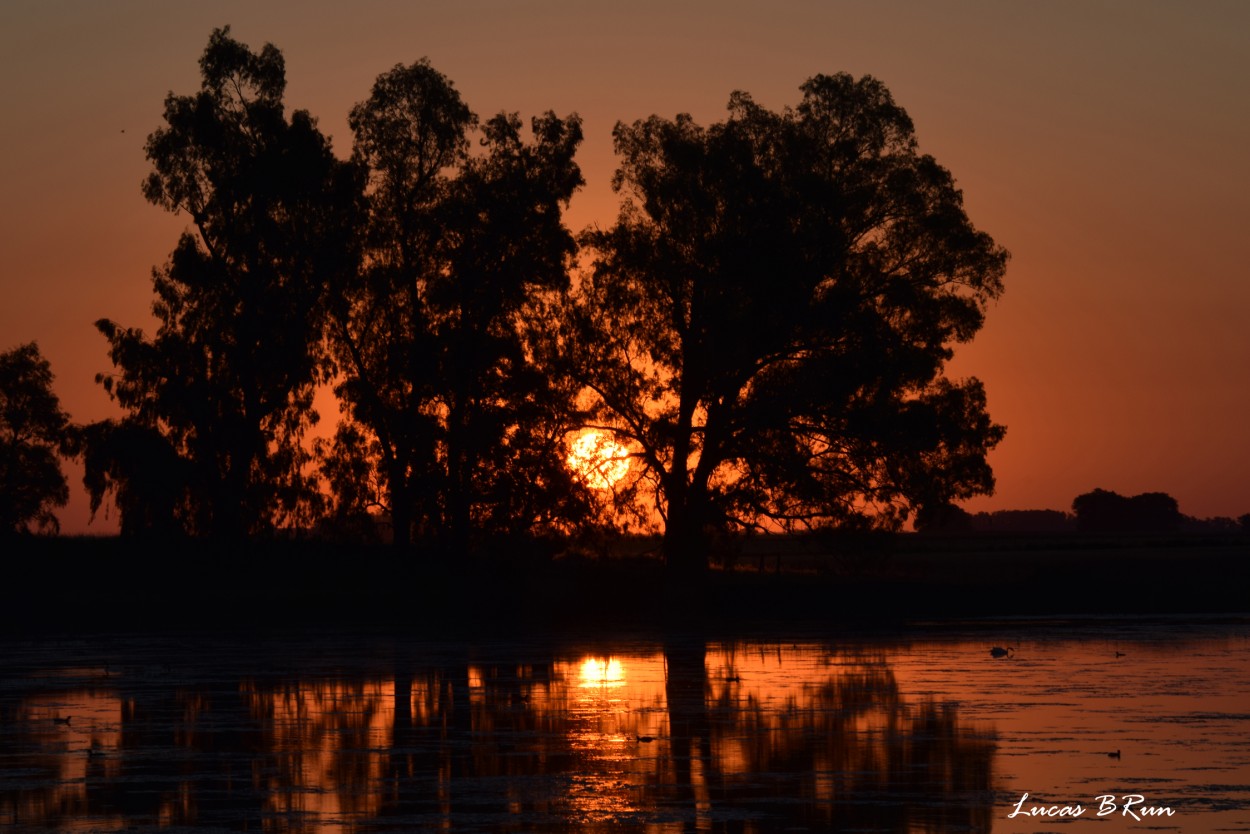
[989,646,1014,659]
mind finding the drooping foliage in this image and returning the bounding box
[568,74,1008,572]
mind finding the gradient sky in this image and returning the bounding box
[3,0,1248,533]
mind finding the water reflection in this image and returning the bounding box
[1,624,1246,832]
[242,678,394,824]
[4,679,125,832]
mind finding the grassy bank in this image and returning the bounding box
[2,533,1246,635]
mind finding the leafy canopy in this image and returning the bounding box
[0,343,72,535]
[322,60,587,550]
[90,27,359,538]
[569,73,1008,569]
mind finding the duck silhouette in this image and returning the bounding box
[989,646,1014,659]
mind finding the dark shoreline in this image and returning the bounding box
[3,533,1247,636]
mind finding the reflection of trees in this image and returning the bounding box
[663,637,714,832]
[95,678,267,829]
[240,678,394,824]
[0,684,124,831]
[376,651,629,828]
[655,642,996,833]
[703,665,996,832]
[1,675,272,831]
[2,642,995,833]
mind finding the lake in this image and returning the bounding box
[2,618,1247,832]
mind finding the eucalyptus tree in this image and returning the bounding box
[89,27,360,538]
[569,73,1008,576]
[325,61,587,551]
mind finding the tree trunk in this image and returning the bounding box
[388,465,412,550]
[664,384,710,581]
[214,433,254,542]
[445,399,472,560]
[663,490,710,583]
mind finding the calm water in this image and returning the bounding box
[1,619,1247,833]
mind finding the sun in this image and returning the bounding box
[567,430,631,490]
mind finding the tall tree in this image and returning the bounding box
[0,343,73,535]
[568,74,1008,576]
[325,61,586,552]
[90,27,359,539]
[321,60,470,548]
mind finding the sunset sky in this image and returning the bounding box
[3,0,1247,533]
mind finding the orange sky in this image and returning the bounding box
[3,1,1248,533]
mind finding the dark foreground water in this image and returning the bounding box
[2,618,1247,833]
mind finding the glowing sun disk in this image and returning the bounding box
[567,430,630,489]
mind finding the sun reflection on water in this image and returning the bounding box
[578,656,624,688]
[3,628,1245,833]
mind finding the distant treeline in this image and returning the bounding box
[918,488,1250,535]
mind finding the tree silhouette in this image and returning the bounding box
[568,74,1007,575]
[914,503,974,533]
[0,343,72,535]
[326,60,587,551]
[79,419,188,538]
[89,27,359,539]
[1072,488,1183,533]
